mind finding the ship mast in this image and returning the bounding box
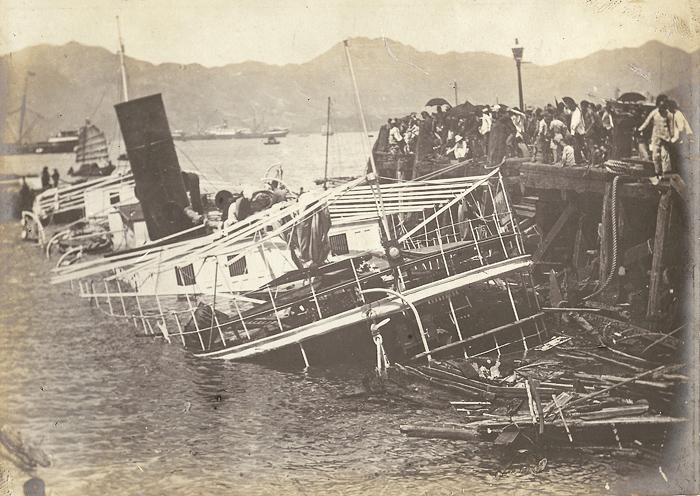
[17,71,35,144]
[342,40,391,239]
[117,16,129,102]
[323,97,331,190]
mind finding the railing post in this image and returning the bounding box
[360,288,431,363]
[103,280,114,315]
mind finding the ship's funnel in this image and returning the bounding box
[115,94,193,241]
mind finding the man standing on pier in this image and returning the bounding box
[567,99,586,164]
[638,94,672,177]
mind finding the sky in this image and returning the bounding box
[1,0,698,68]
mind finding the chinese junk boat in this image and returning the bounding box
[69,121,117,177]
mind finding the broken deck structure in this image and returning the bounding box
[512,161,686,326]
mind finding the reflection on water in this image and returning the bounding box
[0,139,674,495]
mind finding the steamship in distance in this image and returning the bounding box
[1,130,80,155]
[174,120,290,141]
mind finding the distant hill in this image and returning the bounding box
[0,37,696,144]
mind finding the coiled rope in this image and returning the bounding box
[582,174,620,301]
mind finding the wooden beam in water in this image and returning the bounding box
[623,238,653,265]
[647,190,674,317]
[407,312,544,361]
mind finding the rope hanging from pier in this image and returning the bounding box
[582,175,620,301]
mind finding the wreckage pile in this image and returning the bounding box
[397,316,687,450]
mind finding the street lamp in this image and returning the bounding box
[511,39,524,112]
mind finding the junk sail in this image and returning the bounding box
[69,121,116,177]
[75,121,109,164]
[115,93,196,241]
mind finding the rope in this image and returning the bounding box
[582,175,620,301]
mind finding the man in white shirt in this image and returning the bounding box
[638,95,672,175]
[568,99,585,164]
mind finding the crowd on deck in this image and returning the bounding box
[384,93,693,175]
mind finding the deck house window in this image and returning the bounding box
[228,255,248,277]
[175,264,196,286]
[329,233,349,255]
[109,192,120,205]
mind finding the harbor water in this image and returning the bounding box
[0,135,680,495]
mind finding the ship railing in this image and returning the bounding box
[75,226,538,358]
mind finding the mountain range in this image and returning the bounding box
[0,37,696,143]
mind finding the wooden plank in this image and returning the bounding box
[519,165,667,200]
[548,270,565,308]
[623,239,653,265]
[532,202,576,262]
[407,312,544,361]
[572,215,586,279]
[400,424,477,441]
[647,190,673,317]
[668,174,688,203]
[561,365,667,411]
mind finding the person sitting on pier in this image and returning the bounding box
[549,115,568,164]
[638,94,672,177]
[560,135,576,167]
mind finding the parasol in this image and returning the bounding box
[447,101,477,117]
[425,98,452,107]
[617,92,647,103]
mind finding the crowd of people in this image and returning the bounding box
[382,93,693,175]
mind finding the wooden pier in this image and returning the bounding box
[511,161,685,325]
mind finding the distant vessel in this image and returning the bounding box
[261,127,290,139]
[0,71,80,155]
[28,130,80,154]
[264,136,281,145]
[175,120,289,140]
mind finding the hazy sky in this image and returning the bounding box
[1,0,698,67]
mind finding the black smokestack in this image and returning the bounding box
[115,94,192,241]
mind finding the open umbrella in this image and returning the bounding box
[425,98,452,107]
[447,101,477,118]
[562,96,576,108]
[618,92,646,103]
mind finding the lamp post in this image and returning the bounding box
[511,39,524,111]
